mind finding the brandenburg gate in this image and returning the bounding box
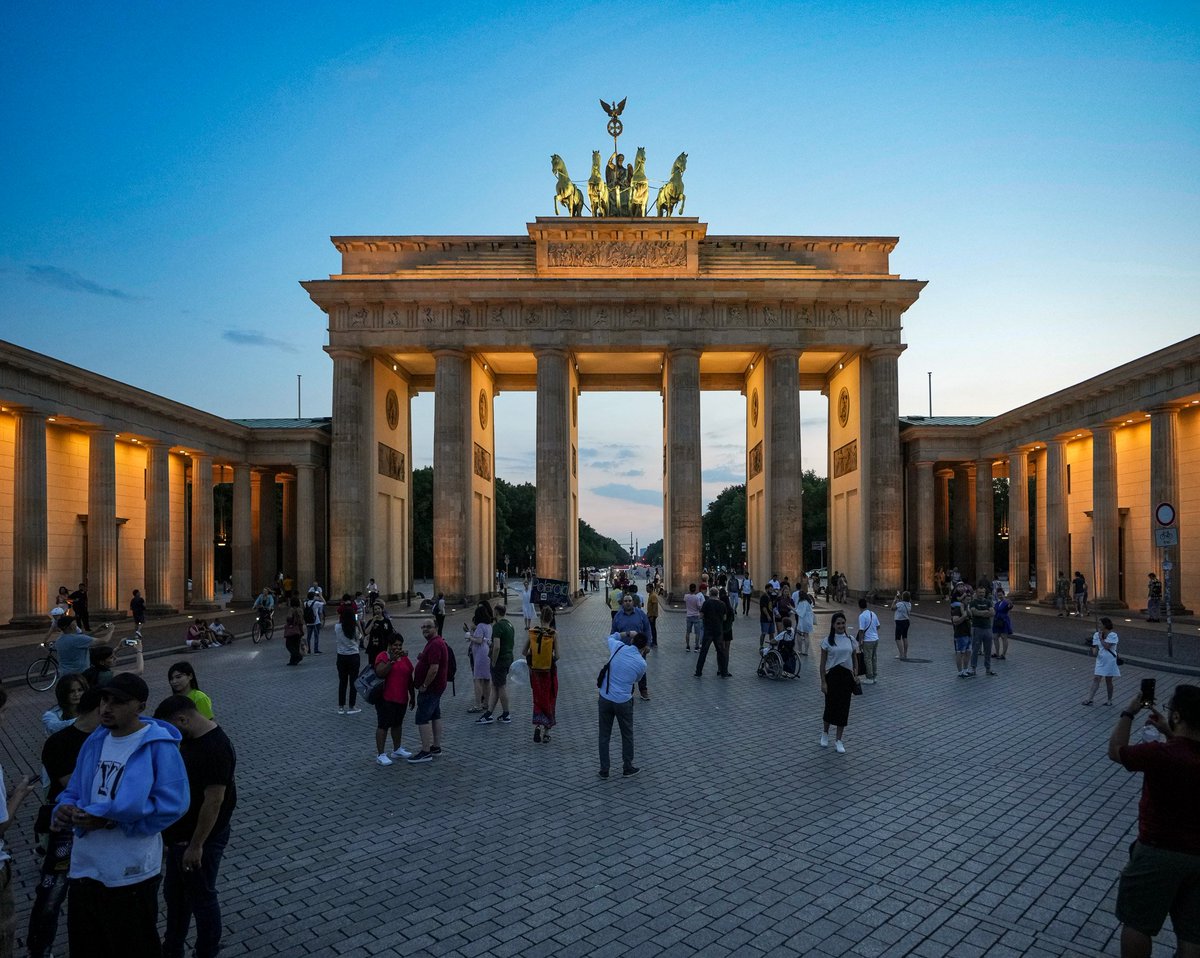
[303,215,926,602]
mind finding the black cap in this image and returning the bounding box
[100,672,149,704]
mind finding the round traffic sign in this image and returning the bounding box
[1155,502,1176,526]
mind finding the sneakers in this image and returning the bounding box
[406,751,433,764]
[598,769,609,779]
[986,670,998,676]
[639,693,651,701]
[622,766,640,777]
[820,732,829,748]
[499,713,512,723]
[338,707,346,715]
[429,746,442,755]
[835,741,846,754]
[390,747,414,759]
[346,707,362,715]
[476,713,495,724]
[376,753,393,766]
[965,669,976,677]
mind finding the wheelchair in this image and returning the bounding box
[757,638,802,680]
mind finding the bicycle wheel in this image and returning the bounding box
[265,619,275,641]
[26,655,59,692]
[252,622,263,644]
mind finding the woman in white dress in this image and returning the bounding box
[793,591,814,657]
[1082,617,1120,706]
[520,578,536,630]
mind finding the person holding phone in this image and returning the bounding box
[1106,683,1200,958]
[1083,617,1120,706]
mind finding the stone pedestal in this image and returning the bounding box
[11,409,48,626]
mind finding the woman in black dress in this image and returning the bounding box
[819,611,859,754]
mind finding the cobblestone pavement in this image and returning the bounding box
[0,592,1187,957]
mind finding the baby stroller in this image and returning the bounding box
[757,631,802,680]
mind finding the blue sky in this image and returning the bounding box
[2,2,1197,548]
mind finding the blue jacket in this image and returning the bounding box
[56,718,189,838]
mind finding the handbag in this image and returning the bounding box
[851,676,863,695]
[354,662,385,703]
[596,646,622,691]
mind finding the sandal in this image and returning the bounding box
[542,732,551,743]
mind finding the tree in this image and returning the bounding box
[578,520,631,568]
[643,539,663,565]
[412,467,433,578]
[802,470,829,570]
[495,478,536,572]
[702,484,746,570]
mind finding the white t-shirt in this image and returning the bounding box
[821,634,856,671]
[684,592,704,617]
[858,609,881,642]
[894,601,912,622]
[69,725,163,887]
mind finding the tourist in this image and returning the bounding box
[1054,571,1070,616]
[645,583,660,647]
[466,601,494,713]
[303,589,325,654]
[336,593,358,642]
[407,618,450,763]
[683,582,704,652]
[167,661,215,719]
[992,589,1014,659]
[696,588,729,678]
[282,597,306,665]
[68,583,90,631]
[153,694,237,958]
[612,593,652,698]
[1146,572,1163,622]
[53,585,74,628]
[53,673,189,957]
[950,586,972,677]
[793,590,814,656]
[819,612,858,753]
[54,620,115,677]
[372,635,415,765]
[26,687,102,958]
[433,592,448,637]
[129,589,146,636]
[719,586,736,672]
[1106,684,1200,957]
[856,597,881,684]
[597,629,649,779]
[892,591,912,661]
[520,579,535,630]
[1,689,39,957]
[334,617,363,716]
[251,587,275,632]
[1073,571,1089,616]
[84,638,144,688]
[810,570,822,601]
[968,583,997,676]
[523,605,558,744]
[1082,618,1120,706]
[477,602,514,725]
[185,618,213,650]
[43,673,87,735]
[773,613,800,674]
[758,585,778,647]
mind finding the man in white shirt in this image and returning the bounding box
[682,583,704,652]
[856,598,881,684]
[597,631,649,779]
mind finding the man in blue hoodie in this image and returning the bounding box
[53,672,189,958]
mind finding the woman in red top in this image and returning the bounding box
[373,636,415,766]
[522,605,559,743]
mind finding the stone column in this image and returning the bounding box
[952,464,976,581]
[1044,438,1069,603]
[433,349,470,599]
[974,458,994,584]
[190,455,216,607]
[143,441,173,613]
[257,471,278,592]
[1150,405,1182,610]
[85,430,119,615]
[1091,424,1122,607]
[868,347,904,592]
[295,464,316,594]
[935,468,952,573]
[767,348,803,578]
[329,348,368,596]
[535,349,572,583]
[231,464,253,604]
[1007,450,1030,598]
[665,347,702,598]
[11,409,48,626]
[914,461,935,595]
[281,474,297,590]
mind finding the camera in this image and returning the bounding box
[1139,678,1156,709]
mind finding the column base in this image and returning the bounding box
[8,614,51,629]
[1089,599,1128,612]
[187,602,223,613]
[144,604,180,616]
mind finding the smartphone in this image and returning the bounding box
[123,638,139,647]
[1140,678,1156,709]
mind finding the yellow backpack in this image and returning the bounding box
[528,628,556,670]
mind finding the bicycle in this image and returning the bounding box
[27,640,59,691]
[251,609,275,644]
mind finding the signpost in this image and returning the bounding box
[1154,501,1176,657]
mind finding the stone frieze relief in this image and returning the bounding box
[546,241,687,269]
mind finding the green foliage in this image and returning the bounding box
[802,470,829,568]
[699,471,830,571]
[578,520,631,568]
[412,467,433,578]
[643,539,663,565]
[495,477,536,570]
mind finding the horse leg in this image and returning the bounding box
[679,192,685,215]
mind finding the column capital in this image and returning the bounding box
[936,467,955,479]
[1090,422,1118,436]
[326,346,368,362]
[1148,403,1182,417]
[432,347,470,361]
[867,344,907,360]
[913,459,936,470]
[666,346,702,359]
[765,346,802,361]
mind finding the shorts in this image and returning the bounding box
[953,634,971,653]
[414,690,443,726]
[491,664,510,687]
[685,617,701,636]
[375,699,407,730]
[1115,840,1200,941]
[760,621,775,635]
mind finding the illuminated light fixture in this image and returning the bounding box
[392,364,397,371]
[1144,413,1150,417]
[482,362,488,371]
[1125,419,1133,424]
[838,362,844,370]
[115,434,121,438]
[47,417,56,422]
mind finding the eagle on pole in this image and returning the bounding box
[599,97,627,118]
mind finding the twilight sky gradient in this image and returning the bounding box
[2,2,1197,550]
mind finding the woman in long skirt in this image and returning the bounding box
[820,611,858,753]
[523,604,558,742]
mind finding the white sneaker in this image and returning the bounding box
[376,753,393,766]
[337,708,346,715]
[819,732,829,748]
[835,740,846,754]
[390,747,413,759]
[346,708,362,715]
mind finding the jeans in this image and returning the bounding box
[306,622,322,652]
[862,641,878,680]
[25,827,72,958]
[970,627,993,671]
[337,653,360,708]
[68,874,161,958]
[648,616,658,646]
[598,696,634,773]
[695,628,728,676]
[162,826,230,958]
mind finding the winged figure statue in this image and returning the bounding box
[599,97,627,118]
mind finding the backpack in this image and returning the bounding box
[444,644,457,696]
[529,628,556,670]
[302,601,316,625]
